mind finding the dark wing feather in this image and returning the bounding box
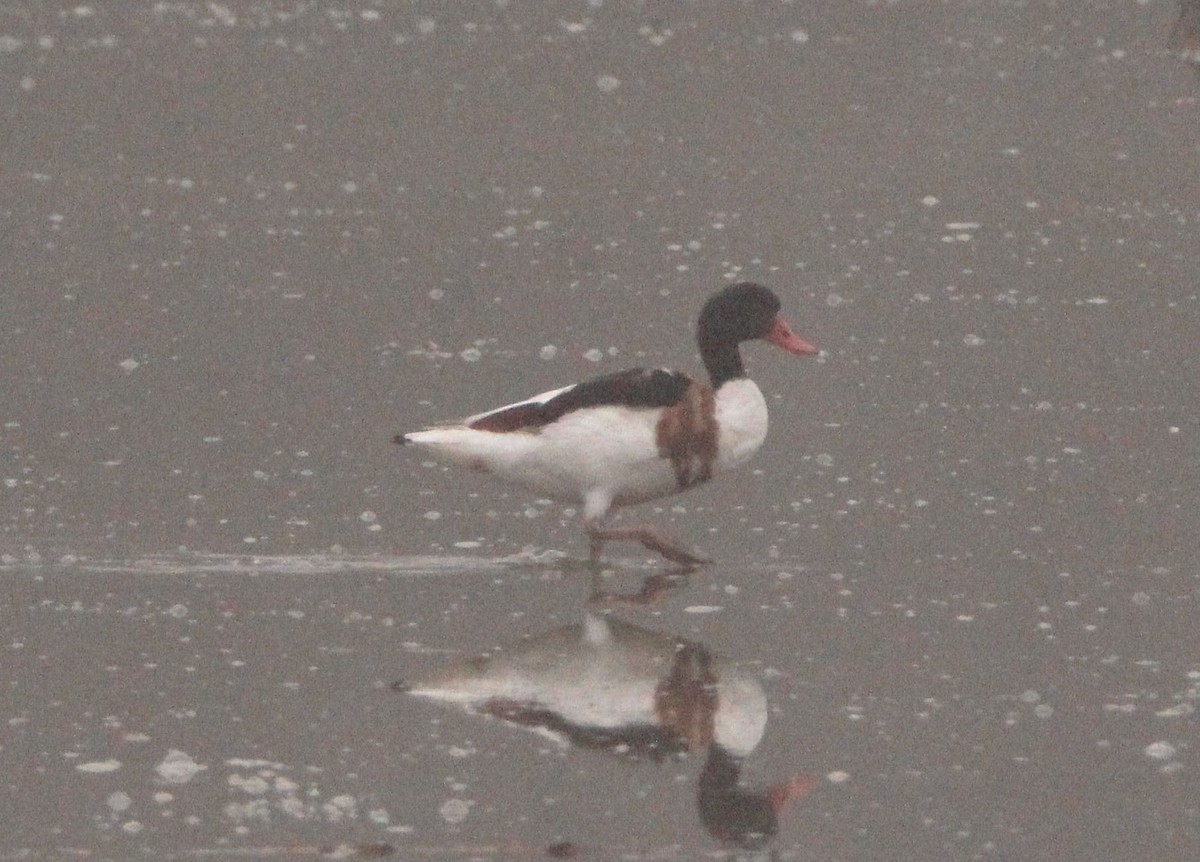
[468,368,692,432]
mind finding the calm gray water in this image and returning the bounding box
[3,2,1198,859]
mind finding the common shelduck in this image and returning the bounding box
[395,282,818,564]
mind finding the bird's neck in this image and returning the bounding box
[700,335,746,389]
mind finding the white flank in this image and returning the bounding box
[404,378,770,511]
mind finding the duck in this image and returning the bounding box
[395,282,818,564]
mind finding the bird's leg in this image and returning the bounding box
[581,488,710,567]
[586,519,712,567]
[588,529,605,565]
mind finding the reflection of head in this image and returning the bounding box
[697,745,780,849]
[698,745,816,850]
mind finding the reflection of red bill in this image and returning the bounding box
[767,772,819,814]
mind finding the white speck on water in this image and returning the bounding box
[453,540,481,549]
[596,74,621,93]
[77,759,122,774]
[225,758,287,769]
[229,773,271,795]
[582,348,604,363]
[815,453,834,467]
[341,181,358,194]
[1034,704,1054,719]
[921,195,939,207]
[416,16,436,35]
[121,820,144,834]
[459,347,482,362]
[322,794,357,822]
[539,344,557,360]
[683,605,723,614]
[963,334,985,346]
[165,603,188,619]
[439,798,472,824]
[423,511,441,521]
[1155,703,1194,718]
[107,791,132,813]
[224,798,271,826]
[827,770,850,784]
[155,749,206,784]
[119,358,140,372]
[1131,591,1151,606]
[790,28,810,43]
[359,510,377,523]
[638,24,673,45]
[1145,741,1176,761]
[207,2,237,26]
[1082,296,1110,305]
[559,19,590,34]
[1019,689,1040,703]
[945,221,981,231]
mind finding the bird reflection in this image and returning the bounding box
[397,611,812,849]
[1172,0,1200,72]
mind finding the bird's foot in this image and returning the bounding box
[587,522,712,568]
[656,542,712,567]
[588,572,690,606]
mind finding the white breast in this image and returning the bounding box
[713,378,769,471]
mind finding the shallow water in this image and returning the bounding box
[3,550,1196,859]
[3,0,1199,858]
